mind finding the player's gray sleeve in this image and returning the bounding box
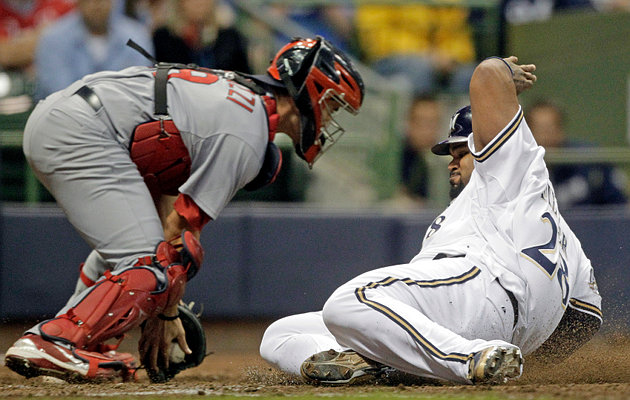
[179,133,263,219]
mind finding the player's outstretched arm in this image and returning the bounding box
[469,56,537,150]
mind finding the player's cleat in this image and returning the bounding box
[467,344,523,384]
[4,334,137,383]
[300,349,388,385]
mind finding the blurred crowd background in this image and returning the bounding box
[1,0,630,212]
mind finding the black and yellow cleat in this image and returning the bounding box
[300,349,388,385]
[467,345,523,384]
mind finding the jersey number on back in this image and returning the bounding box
[167,69,256,113]
[521,212,570,308]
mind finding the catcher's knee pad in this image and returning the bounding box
[39,231,203,351]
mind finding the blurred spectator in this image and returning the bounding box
[502,0,595,25]
[589,0,630,11]
[267,3,357,56]
[355,4,476,95]
[392,94,445,208]
[117,0,154,25]
[0,0,74,74]
[152,0,251,73]
[34,0,153,99]
[528,99,627,208]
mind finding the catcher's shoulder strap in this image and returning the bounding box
[128,39,267,117]
[127,39,183,117]
[154,64,171,117]
[128,38,275,116]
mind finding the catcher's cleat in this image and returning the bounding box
[300,349,388,385]
[467,344,523,384]
[4,334,137,383]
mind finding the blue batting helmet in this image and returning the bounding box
[431,105,472,156]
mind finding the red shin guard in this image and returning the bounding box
[39,266,169,350]
[38,232,203,352]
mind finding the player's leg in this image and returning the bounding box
[64,199,180,312]
[23,91,164,268]
[316,258,521,384]
[260,311,350,376]
[61,250,109,314]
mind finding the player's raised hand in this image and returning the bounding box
[504,56,537,95]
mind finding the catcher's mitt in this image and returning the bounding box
[144,302,207,383]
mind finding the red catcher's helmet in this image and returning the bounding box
[267,37,365,166]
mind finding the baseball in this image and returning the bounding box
[169,342,186,364]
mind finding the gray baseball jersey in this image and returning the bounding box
[23,66,270,272]
[84,66,270,219]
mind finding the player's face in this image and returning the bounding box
[407,100,442,151]
[77,0,112,35]
[448,143,473,199]
[318,92,346,136]
[528,106,565,148]
[321,98,340,126]
[310,94,349,161]
[180,0,216,25]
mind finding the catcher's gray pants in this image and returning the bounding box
[23,81,165,310]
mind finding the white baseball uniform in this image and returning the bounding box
[23,66,272,308]
[260,106,602,384]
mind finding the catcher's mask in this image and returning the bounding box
[431,105,473,156]
[267,36,365,166]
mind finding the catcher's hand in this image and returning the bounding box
[140,302,207,383]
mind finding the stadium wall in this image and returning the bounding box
[0,205,627,332]
[509,11,630,146]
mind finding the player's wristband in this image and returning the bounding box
[484,56,514,76]
[158,312,180,321]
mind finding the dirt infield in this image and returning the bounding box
[1,320,630,399]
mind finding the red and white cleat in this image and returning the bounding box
[4,334,137,383]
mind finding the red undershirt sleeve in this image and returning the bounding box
[173,193,211,231]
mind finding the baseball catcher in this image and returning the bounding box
[4,36,364,382]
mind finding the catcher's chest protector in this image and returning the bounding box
[130,120,191,196]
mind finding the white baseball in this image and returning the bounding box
[169,342,186,364]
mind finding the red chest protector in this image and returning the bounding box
[129,119,191,196]
[129,65,281,197]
